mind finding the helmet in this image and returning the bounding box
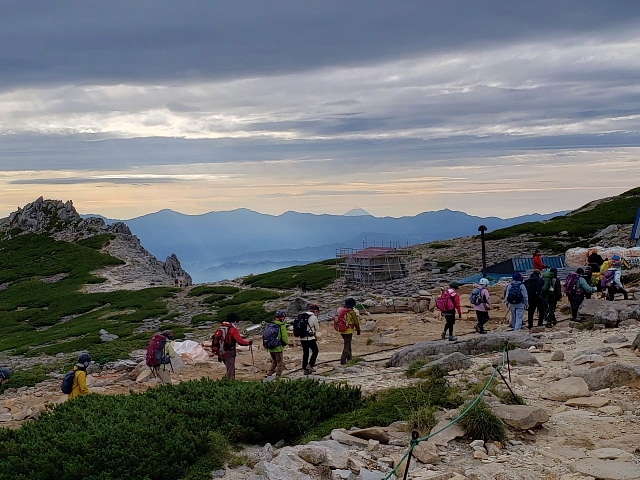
[478,278,489,286]
[78,353,92,367]
[449,281,460,289]
[308,304,320,312]
[0,367,11,380]
[275,309,287,318]
[345,298,357,308]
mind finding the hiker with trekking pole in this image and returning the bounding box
[210,312,253,379]
[146,330,177,384]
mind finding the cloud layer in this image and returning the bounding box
[1,2,639,218]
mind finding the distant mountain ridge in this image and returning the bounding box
[89,207,566,283]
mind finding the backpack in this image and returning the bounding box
[262,322,283,349]
[146,334,170,367]
[470,287,487,306]
[61,370,77,394]
[600,269,616,288]
[211,326,231,357]
[506,282,524,304]
[564,272,583,295]
[333,307,351,332]
[435,290,455,312]
[293,312,314,338]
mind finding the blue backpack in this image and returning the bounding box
[262,323,283,349]
[506,282,524,304]
[61,370,76,394]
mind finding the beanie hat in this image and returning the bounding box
[449,281,460,289]
[345,298,357,309]
[513,272,523,282]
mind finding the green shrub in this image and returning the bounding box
[0,378,362,480]
[188,285,240,297]
[202,294,229,304]
[405,360,427,377]
[218,289,282,306]
[77,234,115,250]
[191,314,216,325]
[428,242,452,249]
[459,399,508,443]
[214,302,275,324]
[242,260,338,290]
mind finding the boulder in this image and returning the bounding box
[254,460,311,480]
[504,348,540,367]
[492,405,549,430]
[603,334,628,344]
[574,363,640,390]
[573,458,640,480]
[540,377,590,402]
[411,441,440,464]
[419,352,472,373]
[330,430,370,447]
[551,351,565,361]
[349,427,390,444]
[389,331,542,366]
[296,440,348,469]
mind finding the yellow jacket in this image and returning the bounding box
[68,366,90,399]
[342,309,361,335]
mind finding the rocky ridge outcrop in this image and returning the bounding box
[0,197,192,290]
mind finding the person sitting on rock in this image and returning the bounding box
[0,367,11,386]
[68,353,92,400]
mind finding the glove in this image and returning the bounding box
[356,330,361,335]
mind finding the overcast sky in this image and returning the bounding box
[1,1,640,219]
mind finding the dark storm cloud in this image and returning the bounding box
[2,1,640,89]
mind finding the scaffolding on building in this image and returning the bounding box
[336,240,414,286]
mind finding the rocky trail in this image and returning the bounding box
[2,296,639,480]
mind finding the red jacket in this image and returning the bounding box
[219,322,251,359]
[533,254,547,271]
[446,288,462,315]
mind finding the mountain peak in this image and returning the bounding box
[344,208,372,217]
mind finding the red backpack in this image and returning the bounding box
[146,334,169,367]
[333,307,351,332]
[435,290,455,312]
[211,326,231,357]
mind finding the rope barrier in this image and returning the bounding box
[381,347,508,479]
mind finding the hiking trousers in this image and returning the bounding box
[443,310,456,337]
[527,297,545,328]
[268,351,285,376]
[340,333,353,365]
[567,293,585,321]
[545,298,559,325]
[222,356,236,379]
[301,339,318,370]
[475,311,489,332]
[607,286,628,301]
[509,304,525,330]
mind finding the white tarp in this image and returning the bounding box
[565,246,640,267]
[172,340,210,364]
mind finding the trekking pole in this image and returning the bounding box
[250,343,255,367]
[504,340,511,382]
[403,430,419,480]
[496,367,520,404]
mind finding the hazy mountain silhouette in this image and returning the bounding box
[89,208,564,283]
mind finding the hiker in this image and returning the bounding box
[542,268,562,327]
[264,310,289,376]
[146,330,176,384]
[213,312,252,379]
[582,266,594,299]
[439,282,462,341]
[504,273,528,331]
[566,268,596,321]
[0,367,11,385]
[297,304,320,374]
[472,278,491,334]
[301,281,308,293]
[335,298,361,364]
[68,353,92,399]
[524,269,545,329]
[604,256,628,301]
[532,250,548,271]
[587,248,605,271]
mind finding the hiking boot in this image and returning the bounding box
[474,324,480,333]
[448,335,457,341]
[308,366,316,372]
[545,323,553,328]
[441,331,446,340]
[303,368,312,375]
[479,329,487,334]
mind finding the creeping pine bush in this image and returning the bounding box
[459,399,508,443]
[0,378,362,480]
